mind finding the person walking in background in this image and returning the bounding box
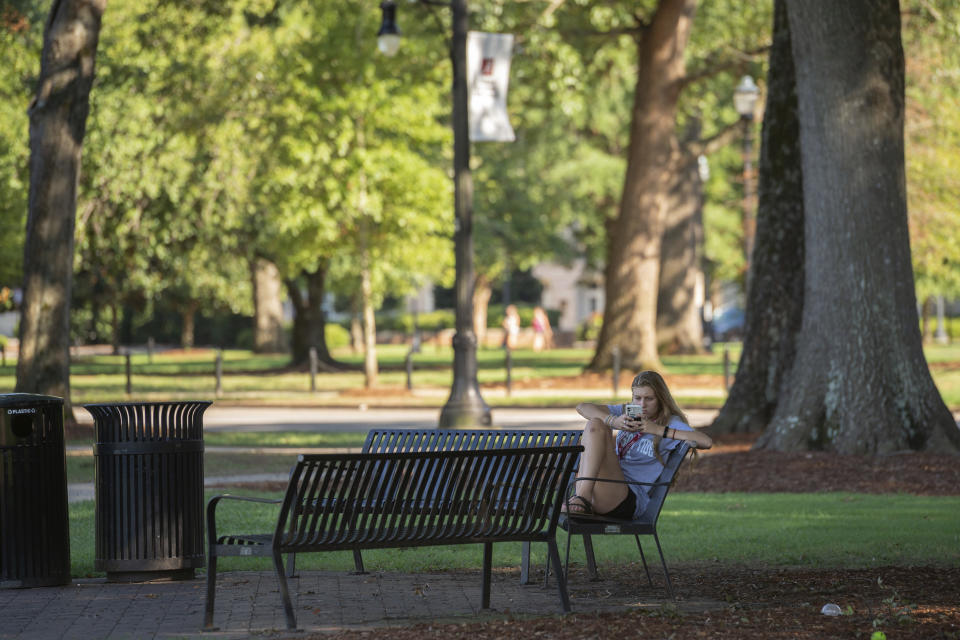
[502,304,520,350]
[532,306,553,352]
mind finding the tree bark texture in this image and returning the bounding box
[711,0,805,435]
[251,257,287,353]
[589,0,697,373]
[757,0,958,453]
[16,0,106,420]
[657,150,705,354]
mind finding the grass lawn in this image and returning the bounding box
[65,491,960,579]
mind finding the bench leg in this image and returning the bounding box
[481,542,493,609]
[547,538,572,613]
[273,551,298,629]
[286,553,297,577]
[352,549,367,574]
[203,551,219,630]
[519,541,531,585]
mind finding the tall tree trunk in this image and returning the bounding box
[472,273,493,349]
[350,308,363,354]
[180,300,198,350]
[757,0,958,453]
[16,0,106,422]
[657,149,705,354]
[588,0,697,372]
[251,256,287,353]
[711,0,805,435]
[360,258,378,388]
[286,265,342,369]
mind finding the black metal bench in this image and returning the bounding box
[357,428,582,578]
[203,445,581,630]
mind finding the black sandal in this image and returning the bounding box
[561,495,596,517]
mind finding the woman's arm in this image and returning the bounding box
[576,402,630,430]
[658,424,712,450]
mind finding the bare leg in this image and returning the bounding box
[571,418,629,514]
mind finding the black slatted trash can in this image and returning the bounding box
[0,393,71,588]
[86,401,210,582]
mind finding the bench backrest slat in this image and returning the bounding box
[363,428,581,454]
[272,447,580,551]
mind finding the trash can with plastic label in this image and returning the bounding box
[0,393,71,588]
[86,401,210,582]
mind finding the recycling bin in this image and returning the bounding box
[86,401,210,582]
[0,393,70,588]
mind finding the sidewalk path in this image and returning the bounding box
[0,568,722,639]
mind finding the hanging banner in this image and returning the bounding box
[467,31,515,142]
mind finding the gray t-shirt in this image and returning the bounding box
[608,405,691,518]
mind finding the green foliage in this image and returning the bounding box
[325,322,350,349]
[0,8,38,288]
[903,0,960,301]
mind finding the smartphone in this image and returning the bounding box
[624,404,643,419]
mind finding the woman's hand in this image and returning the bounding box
[619,415,644,432]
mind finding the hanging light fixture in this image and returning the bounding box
[377,1,401,57]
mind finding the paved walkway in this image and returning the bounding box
[0,568,722,639]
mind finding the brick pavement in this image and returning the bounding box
[0,568,721,639]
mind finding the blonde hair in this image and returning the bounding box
[630,370,689,465]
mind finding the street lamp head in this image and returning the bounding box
[377,1,401,57]
[733,75,759,119]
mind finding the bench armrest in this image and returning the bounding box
[207,494,283,548]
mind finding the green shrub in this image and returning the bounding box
[374,309,456,333]
[326,323,351,348]
[578,312,603,341]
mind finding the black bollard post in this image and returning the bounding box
[215,350,223,397]
[405,335,421,391]
[612,346,621,398]
[405,350,414,390]
[125,351,132,395]
[505,345,512,397]
[723,347,731,390]
[309,347,318,392]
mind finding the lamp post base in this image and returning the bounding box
[439,393,492,428]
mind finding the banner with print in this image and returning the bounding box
[467,31,515,142]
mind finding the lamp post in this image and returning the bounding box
[378,0,491,427]
[733,75,759,293]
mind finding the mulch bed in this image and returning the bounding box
[315,566,960,639]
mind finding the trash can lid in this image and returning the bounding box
[0,393,64,408]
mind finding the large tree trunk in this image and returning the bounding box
[16,0,106,423]
[286,265,342,370]
[657,149,705,354]
[711,0,805,435]
[251,256,287,353]
[757,0,958,453]
[588,0,696,372]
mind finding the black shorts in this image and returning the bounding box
[603,489,637,520]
